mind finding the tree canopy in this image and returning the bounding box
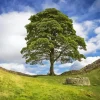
[21,8,86,75]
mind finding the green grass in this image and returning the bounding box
[0,68,100,100]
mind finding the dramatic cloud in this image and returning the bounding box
[0,11,35,63]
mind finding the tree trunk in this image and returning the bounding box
[50,61,55,75]
[49,48,55,75]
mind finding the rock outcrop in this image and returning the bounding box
[66,77,90,86]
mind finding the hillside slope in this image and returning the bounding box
[0,62,100,100]
[61,59,100,75]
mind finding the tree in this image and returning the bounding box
[21,8,86,75]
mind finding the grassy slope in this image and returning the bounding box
[0,68,100,100]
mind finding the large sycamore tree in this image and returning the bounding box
[21,8,86,75]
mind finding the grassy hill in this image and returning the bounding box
[0,59,100,100]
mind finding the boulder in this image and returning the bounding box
[66,77,90,86]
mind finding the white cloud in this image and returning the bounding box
[73,20,95,39]
[73,22,87,39]
[70,56,100,70]
[73,19,100,55]
[95,27,100,34]
[22,6,35,12]
[42,0,60,10]
[0,62,50,75]
[0,63,36,75]
[57,63,73,68]
[80,26,100,55]
[83,21,94,31]
[0,11,35,63]
[54,56,100,74]
[54,68,61,75]
[79,41,97,55]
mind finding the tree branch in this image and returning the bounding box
[54,48,67,62]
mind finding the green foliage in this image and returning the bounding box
[21,8,86,74]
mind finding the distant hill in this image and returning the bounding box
[0,67,35,77]
[61,59,100,75]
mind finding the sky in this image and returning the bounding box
[0,0,100,75]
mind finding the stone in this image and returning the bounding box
[65,77,90,86]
